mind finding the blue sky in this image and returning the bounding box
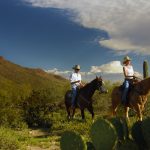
[0,0,149,81]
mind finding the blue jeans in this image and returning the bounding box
[71,87,77,107]
[122,80,130,104]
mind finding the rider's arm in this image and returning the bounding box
[70,73,80,84]
[123,66,128,78]
[71,80,80,84]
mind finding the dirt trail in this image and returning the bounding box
[27,129,60,150]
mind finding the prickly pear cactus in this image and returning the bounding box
[143,60,149,79]
[131,121,147,150]
[117,140,138,150]
[60,131,86,150]
[121,118,129,140]
[90,118,117,150]
[142,117,150,149]
[108,117,124,141]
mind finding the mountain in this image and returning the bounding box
[0,56,69,103]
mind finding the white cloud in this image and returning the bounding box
[90,61,123,74]
[45,68,71,75]
[24,0,150,55]
[45,60,143,81]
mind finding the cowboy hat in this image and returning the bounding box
[123,56,132,64]
[72,65,80,70]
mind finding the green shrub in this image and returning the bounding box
[0,107,27,129]
[23,90,54,127]
[0,127,20,150]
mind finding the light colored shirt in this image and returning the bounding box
[124,65,134,79]
[69,72,81,88]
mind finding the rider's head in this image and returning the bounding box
[123,56,131,65]
[72,65,80,73]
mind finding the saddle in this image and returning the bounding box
[67,89,80,99]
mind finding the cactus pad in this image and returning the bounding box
[108,117,124,141]
[131,121,147,149]
[90,118,117,150]
[60,131,86,150]
[142,117,150,149]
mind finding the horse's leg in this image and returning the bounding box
[138,105,143,121]
[81,109,85,120]
[87,104,94,120]
[134,104,142,121]
[72,107,76,118]
[125,106,129,120]
[65,103,71,120]
[111,101,118,116]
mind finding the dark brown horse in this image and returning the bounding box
[65,76,108,120]
[111,77,150,121]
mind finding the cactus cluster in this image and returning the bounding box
[109,117,129,142]
[60,117,150,150]
[141,117,150,149]
[131,121,147,149]
[90,118,117,150]
[60,131,86,150]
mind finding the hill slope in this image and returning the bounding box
[0,56,69,103]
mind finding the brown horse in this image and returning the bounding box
[111,77,150,121]
[65,76,108,120]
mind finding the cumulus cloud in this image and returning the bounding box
[23,0,150,55]
[45,60,143,81]
[90,61,123,74]
[45,68,71,75]
[45,68,91,76]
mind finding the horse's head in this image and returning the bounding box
[95,76,108,94]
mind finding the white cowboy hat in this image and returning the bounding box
[123,56,132,64]
[72,65,80,70]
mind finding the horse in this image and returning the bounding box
[65,76,108,120]
[111,77,150,121]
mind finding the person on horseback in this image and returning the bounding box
[69,65,84,109]
[122,56,135,105]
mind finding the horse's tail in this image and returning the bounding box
[64,90,72,107]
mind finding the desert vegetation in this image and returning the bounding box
[0,57,150,150]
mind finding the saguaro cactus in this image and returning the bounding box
[143,60,149,79]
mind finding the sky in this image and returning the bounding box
[0,0,150,81]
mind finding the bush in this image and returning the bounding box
[0,127,21,150]
[0,107,27,129]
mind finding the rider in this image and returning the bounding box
[122,56,135,105]
[69,65,84,109]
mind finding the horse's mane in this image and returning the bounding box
[81,79,96,90]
